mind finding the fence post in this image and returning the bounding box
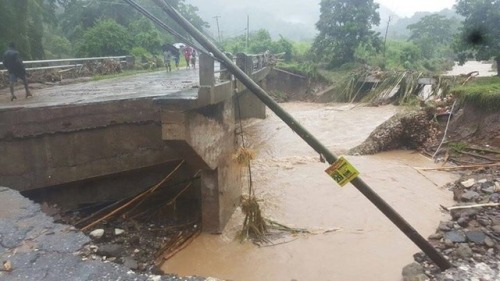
[199,53,215,87]
[220,53,233,82]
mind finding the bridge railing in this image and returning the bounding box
[216,52,272,82]
[0,56,133,73]
[197,52,272,107]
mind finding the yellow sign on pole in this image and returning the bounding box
[325,156,360,187]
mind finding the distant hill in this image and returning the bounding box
[187,0,319,41]
[186,0,460,41]
[374,8,463,39]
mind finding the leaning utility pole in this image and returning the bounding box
[133,0,453,271]
[246,15,249,51]
[213,15,221,43]
[383,16,392,66]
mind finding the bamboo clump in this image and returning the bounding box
[240,196,268,242]
[234,147,256,166]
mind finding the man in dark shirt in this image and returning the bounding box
[3,42,32,101]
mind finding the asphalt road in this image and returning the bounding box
[0,187,212,281]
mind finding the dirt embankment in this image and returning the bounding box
[348,108,439,155]
[447,104,500,148]
[348,100,499,158]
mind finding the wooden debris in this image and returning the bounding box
[441,203,500,211]
[267,220,310,234]
[81,160,185,231]
[240,196,268,243]
[456,150,498,162]
[415,163,500,171]
[154,227,201,267]
[466,146,500,155]
[234,147,256,166]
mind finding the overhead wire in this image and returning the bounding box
[121,0,212,56]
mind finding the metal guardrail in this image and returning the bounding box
[217,52,272,80]
[0,56,129,73]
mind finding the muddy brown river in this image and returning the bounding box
[162,103,458,281]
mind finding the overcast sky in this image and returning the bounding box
[376,0,456,17]
[187,0,458,40]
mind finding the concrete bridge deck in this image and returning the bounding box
[0,53,272,233]
[0,67,200,109]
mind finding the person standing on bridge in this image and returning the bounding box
[2,42,32,101]
[163,49,173,72]
[190,49,197,70]
[171,46,180,70]
[183,46,193,69]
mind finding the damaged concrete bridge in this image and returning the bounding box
[0,53,272,233]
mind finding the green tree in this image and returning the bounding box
[43,32,72,59]
[59,0,138,41]
[129,18,163,54]
[77,19,131,57]
[407,14,459,59]
[312,0,381,68]
[454,0,500,75]
[0,0,56,59]
[175,0,209,31]
[222,29,294,60]
[248,29,273,53]
[272,36,294,61]
[59,0,207,53]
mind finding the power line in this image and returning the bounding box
[121,0,209,55]
[213,16,221,43]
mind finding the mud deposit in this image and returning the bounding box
[163,103,458,281]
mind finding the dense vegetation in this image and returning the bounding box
[454,0,500,76]
[0,0,207,61]
[312,0,381,68]
[1,0,498,77]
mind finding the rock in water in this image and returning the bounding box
[89,229,105,239]
[461,179,476,188]
[444,231,467,243]
[122,257,139,270]
[456,244,473,259]
[402,262,429,281]
[96,244,124,258]
[465,231,486,244]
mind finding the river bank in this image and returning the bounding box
[403,169,500,281]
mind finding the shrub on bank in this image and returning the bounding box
[451,76,500,111]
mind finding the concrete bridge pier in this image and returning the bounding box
[161,99,242,233]
[160,53,270,233]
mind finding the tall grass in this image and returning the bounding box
[451,76,500,111]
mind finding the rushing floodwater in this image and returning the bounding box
[446,61,495,77]
[162,103,457,281]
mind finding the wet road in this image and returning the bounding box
[163,103,457,281]
[0,68,200,109]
